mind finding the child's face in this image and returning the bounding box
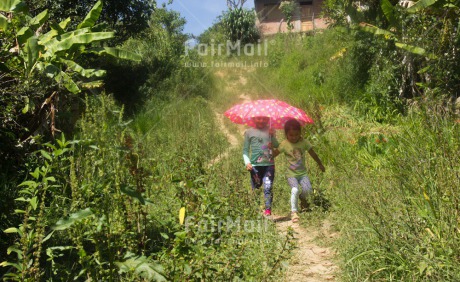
[253,116,269,129]
[286,129,301,143]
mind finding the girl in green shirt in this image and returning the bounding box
[272,119,325,223]
[243,116,279,216]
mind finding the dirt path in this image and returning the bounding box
[211,68,339,281]
[274,217,338,281]
[208,70,251,166]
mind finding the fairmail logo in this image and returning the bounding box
[185,39,270,57]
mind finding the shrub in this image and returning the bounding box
[221,8,260,44]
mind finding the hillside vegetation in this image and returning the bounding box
[1,0,459,281]
[248,28,460,281]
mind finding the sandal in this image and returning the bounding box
[291,212,299,223]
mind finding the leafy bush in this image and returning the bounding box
[250,24,460,280]
[279,1,297,31]
[331,112,460,281]
[221,8,260,44]
[131,88,292,280]
[324,0,460,111]
[354,40,405,123]
[198,19,227,45]
[106,6,212,113]
[257,29,367,106]
[0,2,140,272]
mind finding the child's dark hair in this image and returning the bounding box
[284,119,301,135]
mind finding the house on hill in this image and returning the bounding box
[254,0,328,35]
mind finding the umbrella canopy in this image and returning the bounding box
[224,99,313,129]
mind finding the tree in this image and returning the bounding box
[0,0,141,217]
[221,8,260,44]
[279,0,297,31]
[227,0,247,10]
[324,0,460,105]
[0,1,143,277]
[18,0,155,44]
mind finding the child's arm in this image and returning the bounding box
[308,148,325,172]
[268,142,280,158]
[268,129,280,158]
[272,147,280,158]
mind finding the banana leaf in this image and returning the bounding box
[25,36,39,76]
[381,0,398,28]
[77,0,102,29]
[29,9,48,29]
[91,47,142,61]
[359,24,395,38]
[44,32,114,57]
[16,26,34,45]
[0,0,26,12]
[39,27,91,46]
[60,59,106,78]
[395,42,437,59]
[42,63,80,93]
[59,17,71,29]
[0,14,7,30]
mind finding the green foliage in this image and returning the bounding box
[329,112,460,281]
[1,95,160,280]
[1,134,74,281]
[198,19,227,45]
[52,208,93,231]
[7,0,141,94]
[279,1,297,31]
[256,29,366,105]
[100,6,211,113]
[325,0,460,103]
[250,25,460,280]
[221,8,260,44]
[115,253,166,281]
[354,43,405,122]
[0,0,141,149]
[22,0,154,44]
[0,3,143,262]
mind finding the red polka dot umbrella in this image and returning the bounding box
[224,99,313,129]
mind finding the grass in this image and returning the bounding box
[246,29,460,281]
[128,70,293,280]
[4,26,459,281]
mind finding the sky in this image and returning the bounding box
[157,0,255,36]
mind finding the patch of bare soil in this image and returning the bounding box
[274,216,339,281]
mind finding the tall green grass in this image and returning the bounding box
[2,92,291,280]
[248,28,460,281]
[131,90,293,280]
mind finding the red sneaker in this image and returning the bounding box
[264,209,271,216]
